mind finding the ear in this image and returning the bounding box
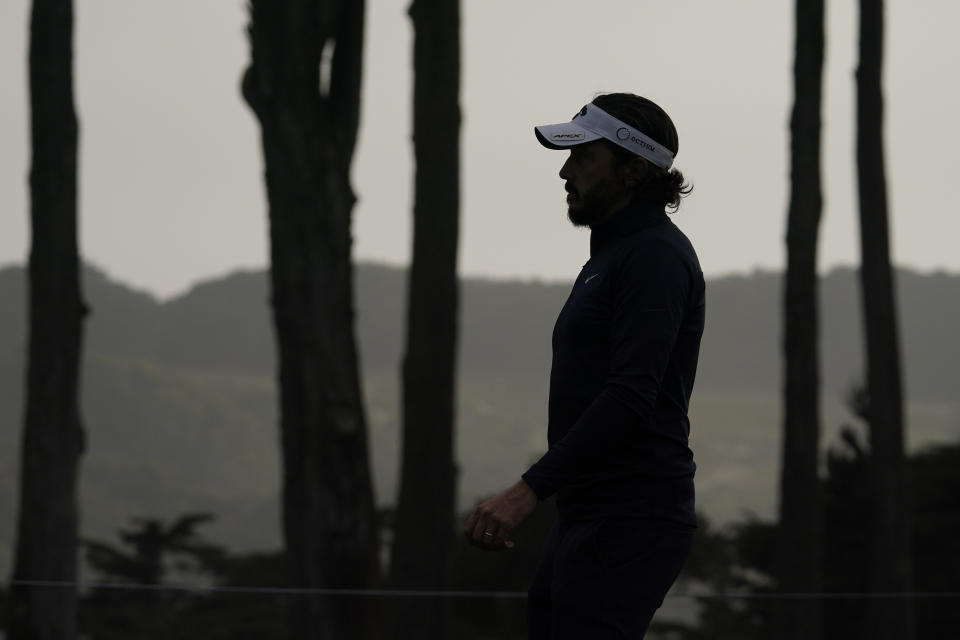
[620,156,649,188]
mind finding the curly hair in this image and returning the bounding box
[591,93,692,212]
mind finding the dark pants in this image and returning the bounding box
[527,518,695,640]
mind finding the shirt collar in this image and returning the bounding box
[589,199,668,257]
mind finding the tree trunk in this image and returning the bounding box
[777,0,824,638]
[389,0,461,637]
[242,3,379,639]
[856,1,914,638]
[7,0,86,638]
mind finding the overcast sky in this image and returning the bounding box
[1,1,958,299]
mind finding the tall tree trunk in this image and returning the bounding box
[777,0,825,638]
[389,0,461,638]
[242,3,379,639]
[7,0,86,638]
[856,1,914,638]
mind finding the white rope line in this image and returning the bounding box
[6,580,525,599]
[688,591,960,601]
[6,580,960,601]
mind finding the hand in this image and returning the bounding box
[463,479,538,552]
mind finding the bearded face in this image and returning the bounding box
[559,141,633,228]
[565,174,629,227]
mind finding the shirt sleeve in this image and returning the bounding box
[521,244,692,500]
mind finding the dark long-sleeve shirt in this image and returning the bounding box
[522,199,705,526]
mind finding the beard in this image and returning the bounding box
[566,177,626,227]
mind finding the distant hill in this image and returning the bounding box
[1,262,958,578]
[3,262,959,400]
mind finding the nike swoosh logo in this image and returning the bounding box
[584,274,600,284]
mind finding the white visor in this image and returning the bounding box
[535,103,675,170]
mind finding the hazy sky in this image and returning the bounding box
[1,1,958,299]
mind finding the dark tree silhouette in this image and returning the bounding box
[6,0,87,638]
[79,514,217,638]
[777,0,825,638]
[855,1,914,638]
[654,412,960,640]
[389,0,461,637]
[242,3,379,638]
[83,514,217,586]
[78,514,290,640]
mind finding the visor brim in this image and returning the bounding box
[534,122,603,150]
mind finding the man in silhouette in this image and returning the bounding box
[464,93,705,639]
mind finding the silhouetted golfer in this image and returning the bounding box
[464,93,705,639]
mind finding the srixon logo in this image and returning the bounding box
[617,127,656,153]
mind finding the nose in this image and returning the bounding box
[559,153,574,180]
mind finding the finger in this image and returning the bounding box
[473,515,495,545]
[493,522,511,548]
[466,526,484,547]
[485,536,511,552]
[467,508,486,544]
[494,531,515,551]
[481,522,501,549]
[472,509,498,547]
